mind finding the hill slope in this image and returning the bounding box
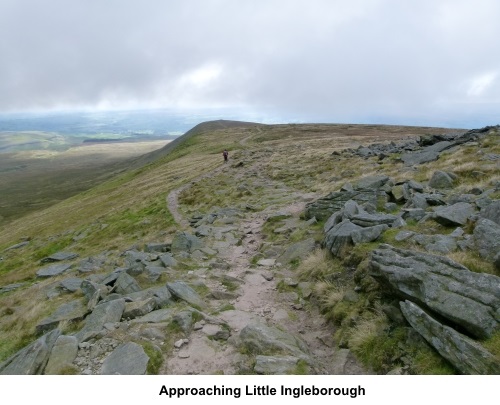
[0,121,498,375]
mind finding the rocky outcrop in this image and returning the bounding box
[100,342,149,375]
[370,244,500,339]
[400,300,500,375]
[0,329,61,375]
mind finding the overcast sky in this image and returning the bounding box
[0,0,499,127]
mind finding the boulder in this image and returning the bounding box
[59,277,83,293]
[0,329,61,375]
[353,175,390,190]
[400,300,500,375]
[324,220,362,257]
[473,218,500,261]
[44,335,79,374]
[75,299,125,343]
[480,200,500,225]
[114,272,141,295]
[41,252,78,264]
[123,298,157,320]
[350,213,399,227]
[239,323,311,361]
[101,342,149,375]
[305,189,380,221]
[171,231,203,254]
[370,244,500,339]
[433,203,475,227]
[166,281,205,308]
[351,224,388,244]
[429,170,455,189]
[278,238,316,264]
[36,263,72,278]
[159,253,177,268]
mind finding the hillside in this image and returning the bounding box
[0,121,498,375]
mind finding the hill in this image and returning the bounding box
[0,121,498,375]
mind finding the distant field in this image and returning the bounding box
[0,140,169,223]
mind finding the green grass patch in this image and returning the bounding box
[142,341,164,375]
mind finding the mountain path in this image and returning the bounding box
[164,151,368,375]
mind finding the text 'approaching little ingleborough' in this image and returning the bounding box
[159,385,366,399]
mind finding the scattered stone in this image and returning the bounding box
[351,224,388,244]
[429,170,455,189]
[36,299,88,335]
[433,202,475,226]
[278,238,316,264]
[59,277,83,293]
[4,241,29,251]
[202,324,230,340]
[473,218,500,261]
[0,283,25,294]
[75,299,125,343]
[145,243,170,253]
[171,231,203,254]
[324,220,361,257]
[480,200,500,225]
[257,258,276,267]
[123,298,157,320]
[114,272,141,295]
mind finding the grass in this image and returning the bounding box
[0,120,495,374]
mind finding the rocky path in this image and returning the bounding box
[163,154,368,375]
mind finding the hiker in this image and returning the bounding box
[223,149,229,163]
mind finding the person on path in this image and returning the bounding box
[223,149,229,163]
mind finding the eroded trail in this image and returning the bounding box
[164,151,368,375]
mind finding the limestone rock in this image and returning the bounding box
[123,298,157,320]
[114,272,141,295]
[75,299,125,343]
[429,170,455,189]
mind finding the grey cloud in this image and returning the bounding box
[0,0,499,127]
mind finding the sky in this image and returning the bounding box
[0,0,499,128]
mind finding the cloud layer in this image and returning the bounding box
[1,0,499,127]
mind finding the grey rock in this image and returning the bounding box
[114,272,141,295]
[125,262,144,277]
[36,263,72,278]
[36,299,88,335]
[407,180,424,192]
[44,335,79,375]
[132,308,174,324]
[127,286,172,309]
[254,355,300,374]
[402,208,426,221]
[0,283,25,293]
[4,241,29,251]
[159,253,178,268]
[323,211,344,233]
[473,218,500,261]
[391,185,405,203]
[278,238,316,264]
[480,200,500,225]
[385,202,398,212]
[144,266,165,282]
[343,200,364,219]
[425,235,458,254]
[101,342,149,375]
[353,175,390,190]
[75,299,125,343]
[59,277,83,293]
[324,220,362,257]
[211,290,239,300]
[145,243,170,253]
[409,193,429,210]
[171,231,203,254]
[166,281,205,308]
[41,251,78,263]
[350,213,398,227]
[351,224,388,244]
[123,298,157,320]
[0,329,61,375]
[400,300,500,375]
[494,252,500,271]
[429,170,455,189]
[201,324,230,340]
[172,311,194,334]
[305,189,380,221]
[80,280,103,301]
[370,244,500,339]
[433,202,475,226]
[395,230,415,242]
[77,256,106,273]
[239,323,311,361]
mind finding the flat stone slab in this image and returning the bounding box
[0,283,25,293]
[132,308,174,324]
[101,342,149,375]
[37,263,72,278]
[59,277,83,292]
[41,252,79,263]
[254,355,300,374]
[36,299,88,334]
[166,281,206,308]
